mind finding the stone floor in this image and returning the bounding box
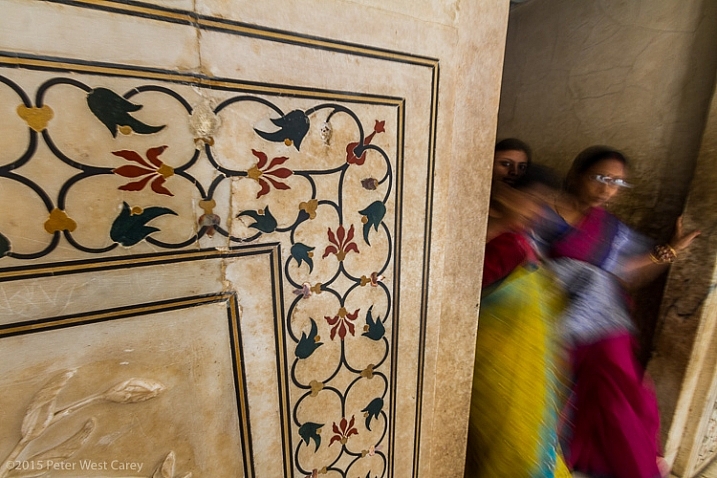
[678,457,717,478]
[698,459,717,478]
[570,458,717,477]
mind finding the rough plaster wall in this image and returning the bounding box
[497,0,717,463]
[499,0,717,239]
[648,75,717,474]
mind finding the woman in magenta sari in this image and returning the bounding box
[534,146,700,478]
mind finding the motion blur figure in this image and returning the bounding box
[466,165,571,478]
[534,146,699,478]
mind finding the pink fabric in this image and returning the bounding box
[549,207,618,267]
[566,334,661,478]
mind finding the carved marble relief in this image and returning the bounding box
[1,1,439,477]
[1,290,249,477]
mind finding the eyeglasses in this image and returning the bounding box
[590,174,633,188]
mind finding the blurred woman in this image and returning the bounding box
[467,165,571,478]
[535,146,699,478]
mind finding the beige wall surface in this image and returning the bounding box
[651,78,717,477]
[499,0,717,239]
[0,1,508,477]
[497,0,717,475]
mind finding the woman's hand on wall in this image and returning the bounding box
[670,215,701,253]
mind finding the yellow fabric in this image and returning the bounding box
[466,265,570,478]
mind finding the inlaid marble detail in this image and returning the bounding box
[0,1,443,476]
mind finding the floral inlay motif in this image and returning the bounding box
[295,319,323,359]
[346,120,385,165]
[87,87,165,137]
[329,415,359,446]
[44,208,77,234]
[247,149,293,198]
[322,225,359,261]
[16,104,53,132]
[325,307,360,341]
[112,146,175,196]
[254,109,310,150]
[110,202,176,247]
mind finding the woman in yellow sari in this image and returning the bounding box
[466,166,570,478]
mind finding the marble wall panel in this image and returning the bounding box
[0,252,280,477]
[0,1,455,477]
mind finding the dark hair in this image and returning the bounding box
[495,138,532,164]
[565,145,628,194]
[513,163,562,191]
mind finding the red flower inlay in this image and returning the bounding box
[329,415,359,447]
[248,149,293,198]
[112,146,174,196]
[322,224,359,261]
[325,307,360,341]
[346,120,385,165]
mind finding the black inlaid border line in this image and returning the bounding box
[0,292,255,478]
[388,100,405,477]
[411,60,440,478]
[267,245,294,477]
[226,293,257,478]
[0,244,277,282]
[46,0,439,68]
[0,52,404,105]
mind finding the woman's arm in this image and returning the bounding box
[622,217,700,289]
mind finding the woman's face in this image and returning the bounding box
[575,158,627,208]
[492,149,529,186]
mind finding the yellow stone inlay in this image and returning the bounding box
[360,364,375,379]
[118,125,133,135]
[299,199,319,219]
[131,206,144,216]
[247,165,263,180]
[16,104,54,132]
[44,208,77,233]
[199,199,216,215]
[284,138,293,146]
[194,136,215,146]
[157,163,174,178]
[309,380,324,397]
